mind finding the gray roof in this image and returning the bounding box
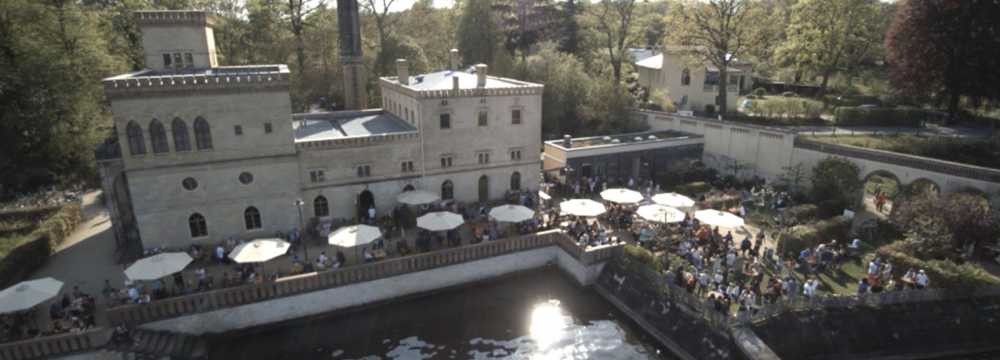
[293,110,416,142]
[103,65,289,80]
[636,54,743,73]
[387,69,535,90]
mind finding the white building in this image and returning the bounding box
[634,46,753,114]
[97,10,543,249]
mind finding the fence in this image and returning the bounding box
[106,230,614,327]
[0,328,111,360]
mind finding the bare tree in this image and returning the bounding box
[286,0,325,76]
[361,0,397,73]
[593,0,637,84]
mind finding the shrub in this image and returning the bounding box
[777,216,851,257]
[781,91,797,98]
[834,106,927,127]
[0,203,81,288]
[823,94,880,108]
[875,240,999,289]
[618,244,664,286]
[752,88,766,97]
[810,156,862,212]
[674,181,711,196]
[782,204,818,226]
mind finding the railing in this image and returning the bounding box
[107,230,607,327]
[0,328,111,360]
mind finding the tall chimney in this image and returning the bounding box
[449,49,460,71]
[338,0,366,109]
[563,134,572,148]
[475,64,487,88]
[452,75,460,91]
[397,59,409,86]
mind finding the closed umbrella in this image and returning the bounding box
[559,199,607,217]
[328,224,382,248]
[489,204,535,223]
[229,238,291,263]
[600,188,644,204]
[125,252,192,280]
[417,211,465,231]
[695,209,745,228]
[0,278,63,314]
[652,192,695,208]
[637,204,686,224]
[397,190,440,206]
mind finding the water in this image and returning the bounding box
[208,268,673,359]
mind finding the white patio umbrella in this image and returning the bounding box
[417,211,465,231]
[228,238,291,263]
[125,252,192,280]
[397,190,440,206]
[652,192,696,208]
[559,199,607,217]
[637,204,686,224]
[538,191,552,201]
[0,278,64,314]
[695,209,745,228]
[600,188,644,204]
[489,204,535,223]
[328,224,382,248]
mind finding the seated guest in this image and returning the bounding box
[363,248,375,263]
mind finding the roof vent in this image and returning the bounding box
[415,75,424,84]
[611,139,621,144]
[602,136,612,141]
[648,135,658,140]
[634,137,644,142]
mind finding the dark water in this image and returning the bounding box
[208,268,673,359]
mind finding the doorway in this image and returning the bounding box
[358,190,374,221]
[478,175,489,203]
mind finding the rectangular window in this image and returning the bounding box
[511,109,521,125]
[477,152,490,164]
[440,156,453,168]
[478,111,488,127]
[264,122,273,134]
[401,161,414,173]
[234,125,243,136]
[163,54,172,68]
[173,53,183,69]
[510,149,522,161]
[309,170,325,183]
[184,53,194,68]
[439,113,451,129]
[357,165,371,178]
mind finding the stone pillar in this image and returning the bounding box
[449,49,460,71]
[397,59,409,86]
[475,64,487,88]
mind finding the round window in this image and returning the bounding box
[182,177,198,191]
[239,172,254,185]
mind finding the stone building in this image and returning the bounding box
[97,10,542,250]
[634,46,753,113]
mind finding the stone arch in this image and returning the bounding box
[862,170,902,215]
[125,121,146,155]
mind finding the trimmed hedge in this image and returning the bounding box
[777,216,851,257]
[822,94,880,108]
[782,204,818,226]
[0,203,81,288]
[875,240,999,289]
[834,106,927,127]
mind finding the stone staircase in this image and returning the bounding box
[101,329,206,360]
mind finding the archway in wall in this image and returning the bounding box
[478,175,489,203]
[402,184,415,192]
[358,190,374,221]
[862,170,901,217]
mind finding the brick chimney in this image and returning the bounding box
[396,58,409,86]
[475,64,487,88]
[563,134,572,148]
[449,49,460,71]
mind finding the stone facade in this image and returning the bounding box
[635,48,747,113]
[100,10,544,249]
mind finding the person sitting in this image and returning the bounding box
[317,251,330,268]
[847,238,862,256]
[363,248,375,263]
[915,269,930,289]
[215,244,226,264]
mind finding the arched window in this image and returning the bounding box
[193,117,213,150]
[510,172,521,191]
[188,213,207,237]
[126,121,146,155]
[478,175,489,203]
[314,195,329,217]
[149,119,169,153]
[441,180,454,200]
[244,206,262,230]
[681,68,691,86]
[172,118,191,151]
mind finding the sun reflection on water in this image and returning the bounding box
[528,299,570,351]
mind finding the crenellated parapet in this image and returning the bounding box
[135,10,215,27]
[102,66,290,99]
[296,131,419,151]
[379,77,544,99]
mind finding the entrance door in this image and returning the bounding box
[358,190,374,221]
[478,175,489,203]
[580,164,593,178]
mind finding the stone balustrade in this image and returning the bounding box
[102,70,290,99]
[0,328,111,360]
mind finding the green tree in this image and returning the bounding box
[516,43,592,137]
[776,0,882,93]
[557,0,583,56]
[583,0,637,84]
[809,156,862,211]
[891,192,999,253]
[456,0,502,66]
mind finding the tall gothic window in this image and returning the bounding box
[172,118,191,151]
[314,196,329,217]
[126,121,146,155]
[188,213,207,237]
[149,119,169,154]
[510,172,521,191]
[244,207,262,230]
[194,117,213,150]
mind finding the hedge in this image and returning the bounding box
[0,203,81,288]
[777,215,851,257]
[833,106,927,127]
[875,240,999,290]
[822,94,880,108]
[673,181,711,197]
[781,204,818,226]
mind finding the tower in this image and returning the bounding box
[338,0,367,110]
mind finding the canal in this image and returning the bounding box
[207,267,672,359]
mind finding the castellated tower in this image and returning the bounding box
[135,10,219,70]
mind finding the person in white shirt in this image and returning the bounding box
[803,279,818,297]
[215,245,225,263]
[915,270,930,289]
[367,206,376,224]
[318,252,329,266]
[363,247,375,263]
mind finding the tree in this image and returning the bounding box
[586,0,637,84]
[516,43,592,137]
[885,0,1000,121]
[557,0,582,56]
[493,0,560,62]
[665,0,757,117]
[361,0,397,75]
[891,192,999,255]
[780,162,807,193]
[810,156,862,211]
[456,0,502,66]
[776,0,882,93]
[284,0,325,111]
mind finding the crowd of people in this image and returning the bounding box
[0,286,96,343]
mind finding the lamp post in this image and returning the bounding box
[295,198,310,266]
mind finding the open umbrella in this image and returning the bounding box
[228,238,291,263]
[559,199,607,217]
[417,211,465,231]
[600,188,644,204]
[0,278,63,314]
[125,252,192,280]
[537,191,552,201]
[328,224,382,248]
[637,204,686,224]
[652,192,696,208]
[489,204,535,223]
[397,190,440,206]
[695,209,745,228]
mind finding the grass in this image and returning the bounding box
[734,95,832,126]
[806,134,1000,169]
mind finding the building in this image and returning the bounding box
[96,10,543,250]
[634,46,753,113]
[542,130,705,186]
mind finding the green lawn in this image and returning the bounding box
[806,134,1000,169]
[733,95,832,126]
